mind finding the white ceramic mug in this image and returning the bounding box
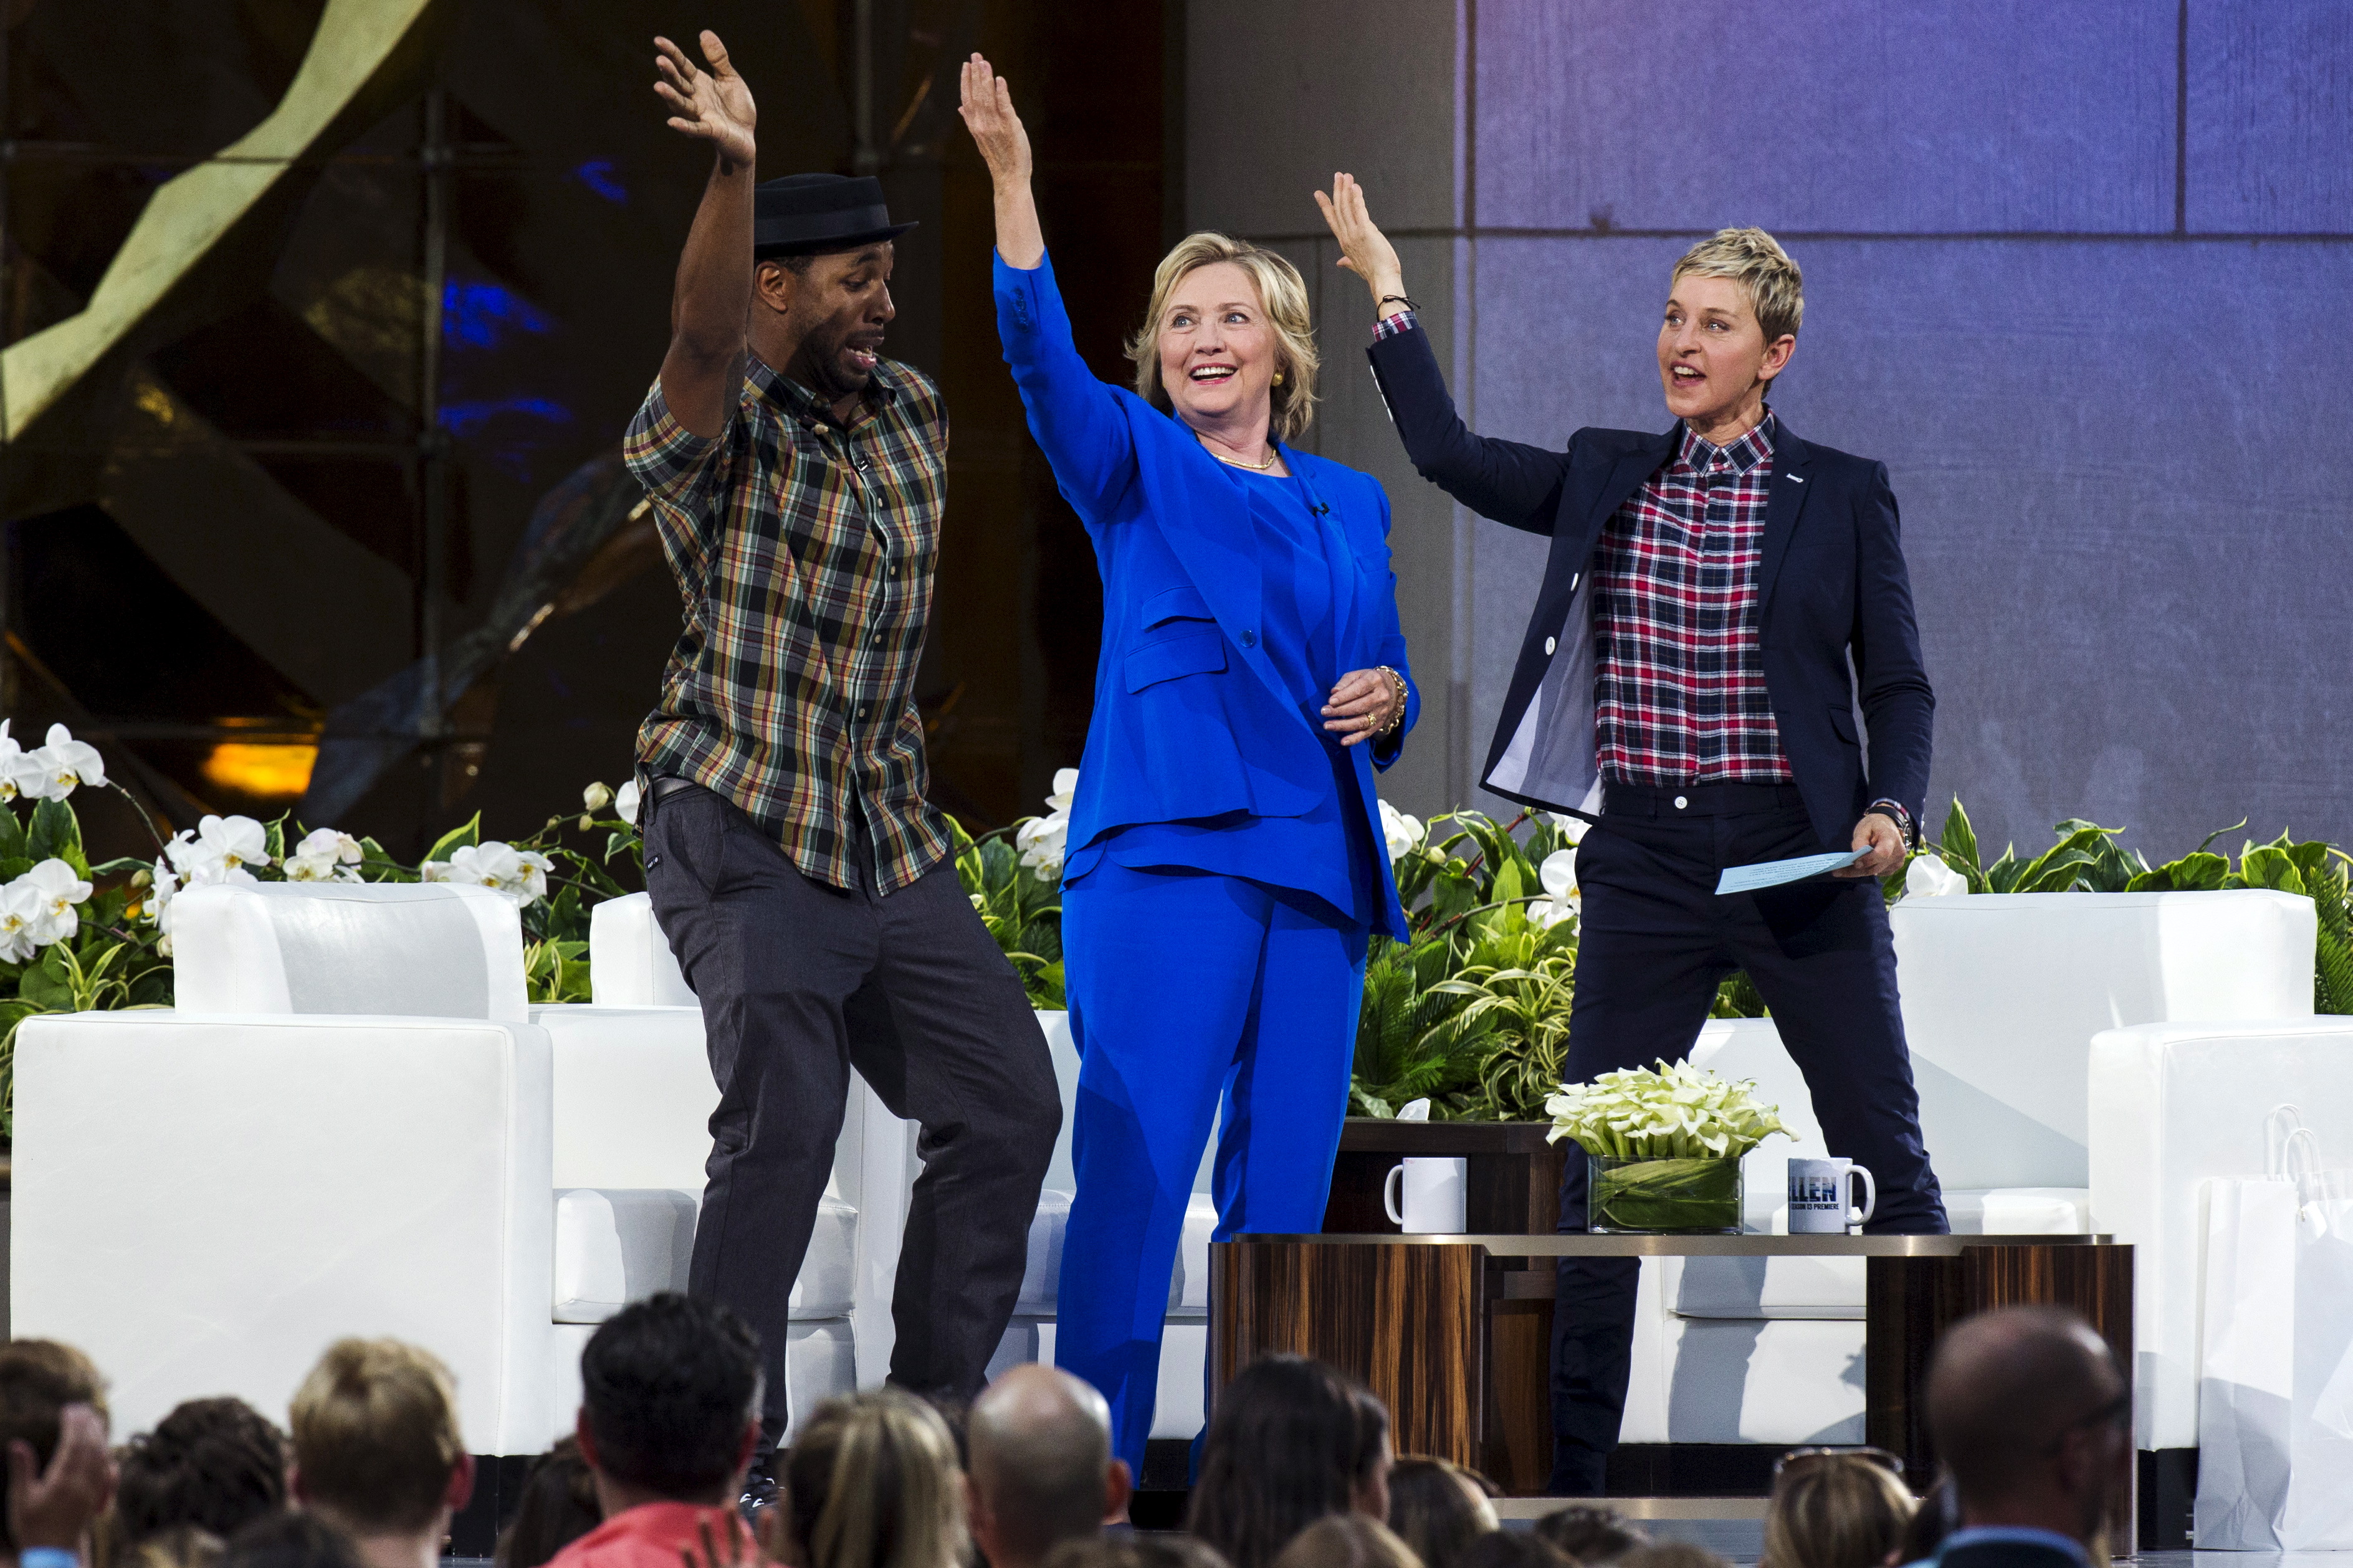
[1383,1157,1468,1233]
[1788,1157,1876,1233]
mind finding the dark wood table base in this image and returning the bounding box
[1211,1235,2134,1552]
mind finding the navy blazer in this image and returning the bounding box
[1367,321,1931,853]
[999,253,1418,937]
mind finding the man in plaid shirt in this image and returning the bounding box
[625,31,1057,1491]
[1324,180,1947,1492]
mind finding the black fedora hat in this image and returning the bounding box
[753,173,917,257]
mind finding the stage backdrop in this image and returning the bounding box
[1186,0,2352,862]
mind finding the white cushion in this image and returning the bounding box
[1168,1193,1218,1318]
[1625,1258,1865,1445]
[1019,1190,1071,1313]
[553,1190,697,1323]
[14,1009,555,1452]
[532,1004,722,1194]
[1949,1187,2091,1234]
[2091,1019,2353,1448]
[1894,890,2314,1190]
[173,881,528,1022]
[588,893,697,1007]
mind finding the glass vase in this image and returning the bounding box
[1587,1153,1743,1234]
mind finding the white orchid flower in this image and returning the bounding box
[0,881,41,964]
[34,725,105,797]
[285,827,364,883]
[186,814,270,882]
[1016,812,1068,878]
[1905,854,1969,900]
[440,841,549,907]
[419,860,454,883]
[1527,847,1580,928]
[583,782,614,812]
[1378,799,1425,862]
[513,848,554,902]
[21,858,92,944]
[615,779,642,827]
[0,741,53,803]
[1546,812,1590,845]
[0,721,18,804]
[1045,767,1079,815]
[146,859,181,930]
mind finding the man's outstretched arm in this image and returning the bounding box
[652,30,756,439]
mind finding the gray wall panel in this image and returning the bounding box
[2187,0,2353,233]
[1475,0,2177,235]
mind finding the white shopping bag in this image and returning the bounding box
[2195,1113,2353,1548]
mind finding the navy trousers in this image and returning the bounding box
[1548,785,1947,1494]
[1058,859,1371,1476]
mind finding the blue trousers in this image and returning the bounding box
[1549,791,1948,1493]
[1057,858,1371,1475]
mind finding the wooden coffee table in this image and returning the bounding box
[1210,1233,2134,1547]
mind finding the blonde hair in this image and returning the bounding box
[1760,1454,1915,1568]
[1125,231,1321,444]
[289,1339,465,1534]
[785,1390,966,1568]
[1672,227,1804,346]
[1269,1516,1422,1568]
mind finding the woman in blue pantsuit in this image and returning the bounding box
[960,58,1420,1470]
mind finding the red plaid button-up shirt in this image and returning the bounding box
[1590,412,1793,785]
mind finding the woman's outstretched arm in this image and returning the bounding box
[959,53,1136,520]
[1317,174,1571,534]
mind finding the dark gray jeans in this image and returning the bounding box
[642,783,1059,1459]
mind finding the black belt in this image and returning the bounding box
[651,775,701,802]
[1601,780,1802,817]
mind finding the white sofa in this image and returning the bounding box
[1620,889,2317,1446]
[11,881,882,1450]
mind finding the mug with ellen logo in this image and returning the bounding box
[1788,1157,1876,1233]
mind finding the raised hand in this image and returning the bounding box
[957,54,1033,189]
[655,31,756,168]
[957,53,1043,268]
[1313,173,1406,311]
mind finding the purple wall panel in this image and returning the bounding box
[2187,0,2353,233]
[1474,0,2176,235]
[1465,236,2353,858]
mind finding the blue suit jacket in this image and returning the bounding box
[1367,321,1931,853]
[997,254,1418,936]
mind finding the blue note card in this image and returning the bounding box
[1714,848,1869,896]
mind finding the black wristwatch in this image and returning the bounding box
[1866,799,1916,849]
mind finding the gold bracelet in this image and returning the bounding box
[1376,666,1408,737]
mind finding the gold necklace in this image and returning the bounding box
[1196,432,1279,471]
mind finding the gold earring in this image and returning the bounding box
[1272,371,1285,384]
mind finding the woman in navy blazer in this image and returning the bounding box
[960,59,1418,1467]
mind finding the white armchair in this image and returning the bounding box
[12,881,873,1452]
[1621,889,2316,1447]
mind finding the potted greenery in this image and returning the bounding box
[1545,1062,1789,1233]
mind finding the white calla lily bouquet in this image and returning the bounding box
[1546,1061,1790,1232]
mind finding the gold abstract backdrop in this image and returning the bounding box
[7,0,1174,861]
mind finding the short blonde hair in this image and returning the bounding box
[1760,1453,1914,1568]
[289,1339,465,1534]
[1125,231,1321,444]
[1268,1516,1421,1568]
[785,1390,967,1568]
[1673,227,1803,346]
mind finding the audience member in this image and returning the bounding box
[553,1294,765,1568]
[1383,1460,1495,1568]
[1267,1516,1418,1568]
[778,1390,965,1568]
[1896,1481,1957,1566]
[1531,1506,1643,1567]
[1456,1536,1572,1568]
[217,1513,363,1568]
[492,1439,599,1568]
[965,1366,1130,1568]
[1042,1539,1229,1568]
[115,1399,290,1550]
[1923,1307,2127,1568]
[1613,1546,1729,1568]
[1188,1356,1392,1568]
[0,1340,113,1568]
[286,1340,471,1568]
[1761,1450,1914,1568]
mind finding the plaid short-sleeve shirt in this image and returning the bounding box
[623,356,952,894]
[1590,413,1793,784]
